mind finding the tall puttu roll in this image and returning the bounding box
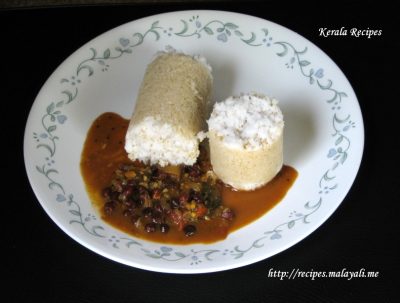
[207,94,284,191]
[125,51,213,166]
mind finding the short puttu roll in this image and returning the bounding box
[125,51,213,166]
[207,94,284,191]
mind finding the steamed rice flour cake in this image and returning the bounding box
[207,93,284,190]
[125,51,213,166]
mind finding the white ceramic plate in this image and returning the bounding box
[24,10,364,273]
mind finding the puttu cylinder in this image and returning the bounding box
[207,94,284,190]
[125,51,213,166]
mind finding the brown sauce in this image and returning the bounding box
[222,166,298,233]
[80,112,298,244]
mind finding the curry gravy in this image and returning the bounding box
[80,113,297,244]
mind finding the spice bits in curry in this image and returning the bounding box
[101,152,235,238]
